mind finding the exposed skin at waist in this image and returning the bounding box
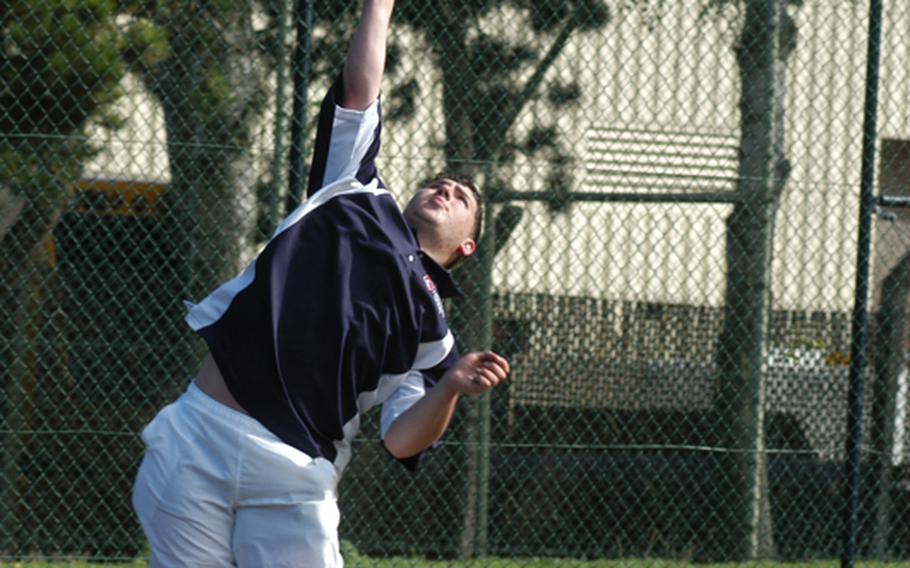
[195,352,249,415]
[194,348,509,459]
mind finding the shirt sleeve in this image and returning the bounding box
[306,74,382,198]
[379,347,460,472]
[379,371,427,440]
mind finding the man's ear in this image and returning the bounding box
[459,239,477,257]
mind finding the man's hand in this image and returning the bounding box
[440,351,511,396]
[382,351,510,459]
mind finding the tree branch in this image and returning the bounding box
[486,15,579,157]
[0,185,25,244]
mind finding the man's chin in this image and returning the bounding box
[413,208,445,225]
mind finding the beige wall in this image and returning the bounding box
[495,1,910,311]
[84,74,169,183]
[84,1,910,312]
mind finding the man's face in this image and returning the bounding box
[407,178,477,232]
[404,178,479,264]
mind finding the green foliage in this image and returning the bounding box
[1,0,166,136]
[121,19,170,70]
[133,0,272,155]
[546,81,581,107]
[521,0,610,32]
[311,0,609,192]
[0,0,167,245]
[387,78,420,122]
[0,138,84,207]
[394,1,607,199]
[469,37,537,77]
[523,126,559,155]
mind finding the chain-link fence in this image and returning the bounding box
[2,0,910,564]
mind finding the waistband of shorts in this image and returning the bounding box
[183,380,275,436]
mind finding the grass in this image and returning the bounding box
[2,559,909,568]
[2,542,908,568]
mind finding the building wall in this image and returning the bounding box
[82,1,910,312]
[497,1,910,311]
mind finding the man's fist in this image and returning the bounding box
[441,351,510,395]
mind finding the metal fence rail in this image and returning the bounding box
[2,0,909,563]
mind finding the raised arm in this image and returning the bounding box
[342,0,395,110]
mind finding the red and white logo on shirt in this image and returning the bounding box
[423,274,445,318]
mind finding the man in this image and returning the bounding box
[131,0,510,566]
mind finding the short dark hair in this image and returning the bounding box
[429,172,484,244]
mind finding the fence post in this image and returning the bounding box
[842,0,884,565]
[269,0,293,231]
[454,200,496,559]
[286,0,313,214]
[475,205,497,557]
[871,253,910,556]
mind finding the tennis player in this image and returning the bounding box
[131,0,509,566]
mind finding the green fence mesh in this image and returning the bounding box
[2,0,910,564]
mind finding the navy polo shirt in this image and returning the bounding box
[185,77,460,473]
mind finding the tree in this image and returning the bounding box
[704,0,799,560]
[285,0,809,559]
[306,0,609,558]
[0,0,165,553]
[129,0,278,400]
[1,0,167,285]
[1,0,166,310]
[397,2,611,558]
[870,250,910,557]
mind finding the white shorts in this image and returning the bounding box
[132,382,342,567]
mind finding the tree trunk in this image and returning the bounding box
[429,3,582,556]
[870,251,910,557]
[0,266,30,554]
[711,0,786,560]
[428,5,486,559]
[0,142,77,554]
[143,25,256,401]
[0,235,67,555]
